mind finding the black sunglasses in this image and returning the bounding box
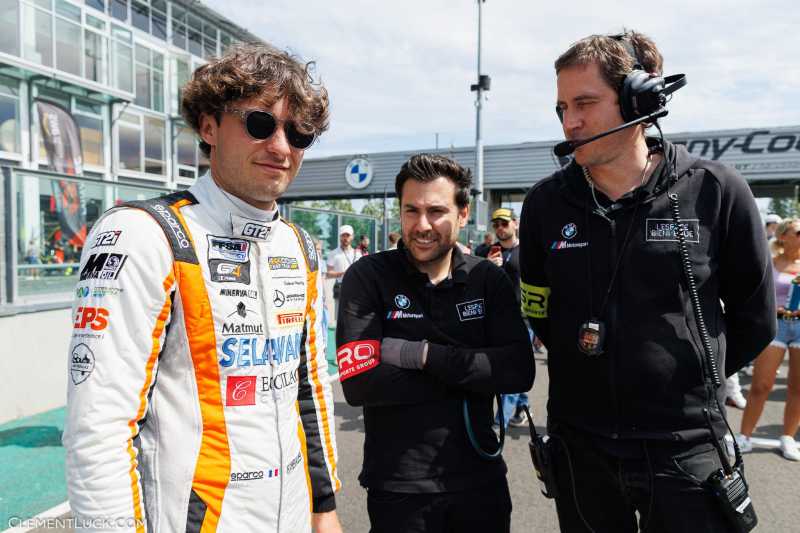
[492,220,510,228]
[226,107,316,150]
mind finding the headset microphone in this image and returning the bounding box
[553,108,669,157]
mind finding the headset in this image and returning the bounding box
[553,33,686,157]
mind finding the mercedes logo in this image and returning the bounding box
[273,290,286,307]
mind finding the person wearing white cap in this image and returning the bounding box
[765,213,782,241]
[327,224,362,318]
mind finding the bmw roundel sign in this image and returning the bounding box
[345,157,373,190]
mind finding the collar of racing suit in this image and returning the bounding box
[194,172,282,241]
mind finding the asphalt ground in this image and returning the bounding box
[7,353,800,532]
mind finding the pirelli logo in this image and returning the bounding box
[521,282,550,319]
[277,312,304,326]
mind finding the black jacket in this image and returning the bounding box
[519,140,775,442]
[337,242,534,492]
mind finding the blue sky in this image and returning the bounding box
[204,0,800,160]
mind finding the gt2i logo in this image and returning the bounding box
[226,375,257,406]
[74,306,109,331]
[337,340,380,381]
[521,283,550,319]
[241,222,270,240]
[91,230,122,248]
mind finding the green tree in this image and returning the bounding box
[309,199,355,212]
[768,198,800,219]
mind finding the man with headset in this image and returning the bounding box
[337,154,534,533]
[519,31,774,531]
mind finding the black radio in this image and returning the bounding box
[707,467,758,532]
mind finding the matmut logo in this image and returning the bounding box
[277,312,304,325]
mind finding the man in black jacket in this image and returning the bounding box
[338,153,534,533]
[520,31,775,532]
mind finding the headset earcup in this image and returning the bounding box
[620,71,666,122]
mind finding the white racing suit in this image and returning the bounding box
[63,174,339,532]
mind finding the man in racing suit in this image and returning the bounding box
[63,43,341,532]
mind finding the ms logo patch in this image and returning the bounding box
[561,223,577,240]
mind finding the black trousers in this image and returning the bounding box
[550,424,734,533]
[366,479,511,533]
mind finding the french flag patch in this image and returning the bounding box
[267,468,279,478]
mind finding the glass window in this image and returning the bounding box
[172,21,186,49]
[113,39,133,92]
[130,0,148,33]
[151,8,166,40]
[75,113,104,166]
[174,58,189,111]
[86,13,104,30]
[0,79,20,153]
[110,0,127,22]
[56,0,81,21]
[176,126,196,166]
[22,5,54,67]
[203,22,216,58]
[187,15,202,57]
[56,18,82,76]
[220,33,232,54]
[85,30,107,84]
[134,62,150,108]
[151,0,165,11]
[144,116,164,175]
[0,0,20,56]
[117,112,140,171]
[85,0,104,12]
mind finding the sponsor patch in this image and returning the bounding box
[273,290,304,308]
[241,222,270,240]
[521,282,550,319]
[337,340,381,381]
[550,240,589,250]
[394,294,410,309]
[70,343,95,385]
[226,375,257,406]
[91,230,122,248]
[210,259,251,284]
[277,312,304,326]
[73,306,109,331]
[269,256,299,271]
[208,236,250,263]
[260,369,299,392]
[222,302,264,336]
[386,310,424,320]
[230,470,264,482]
[645,219,700,243]
[561,223,577,240]
[152,203,191,249]
[220,288,258,299]
[456,299,485,321]
[76,286,124,298]
[80,253,128,280]
[286,452,303,474]
[219,334,302,368]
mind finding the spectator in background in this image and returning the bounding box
[474,232,494,257]
[737,218,800,461]
[387,231,400,250]
[357,234,371,256]
[766,213,782,241]
[315,238,330,337]
[327,224,362,319]
[487,208,531,428]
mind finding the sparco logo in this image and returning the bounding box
[241,222,269,239]
[153,204,190,248]
[230,470,264,482]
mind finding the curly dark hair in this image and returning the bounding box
[395,154,473,209]
[554,30,664,93]
[181,43,330,157]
